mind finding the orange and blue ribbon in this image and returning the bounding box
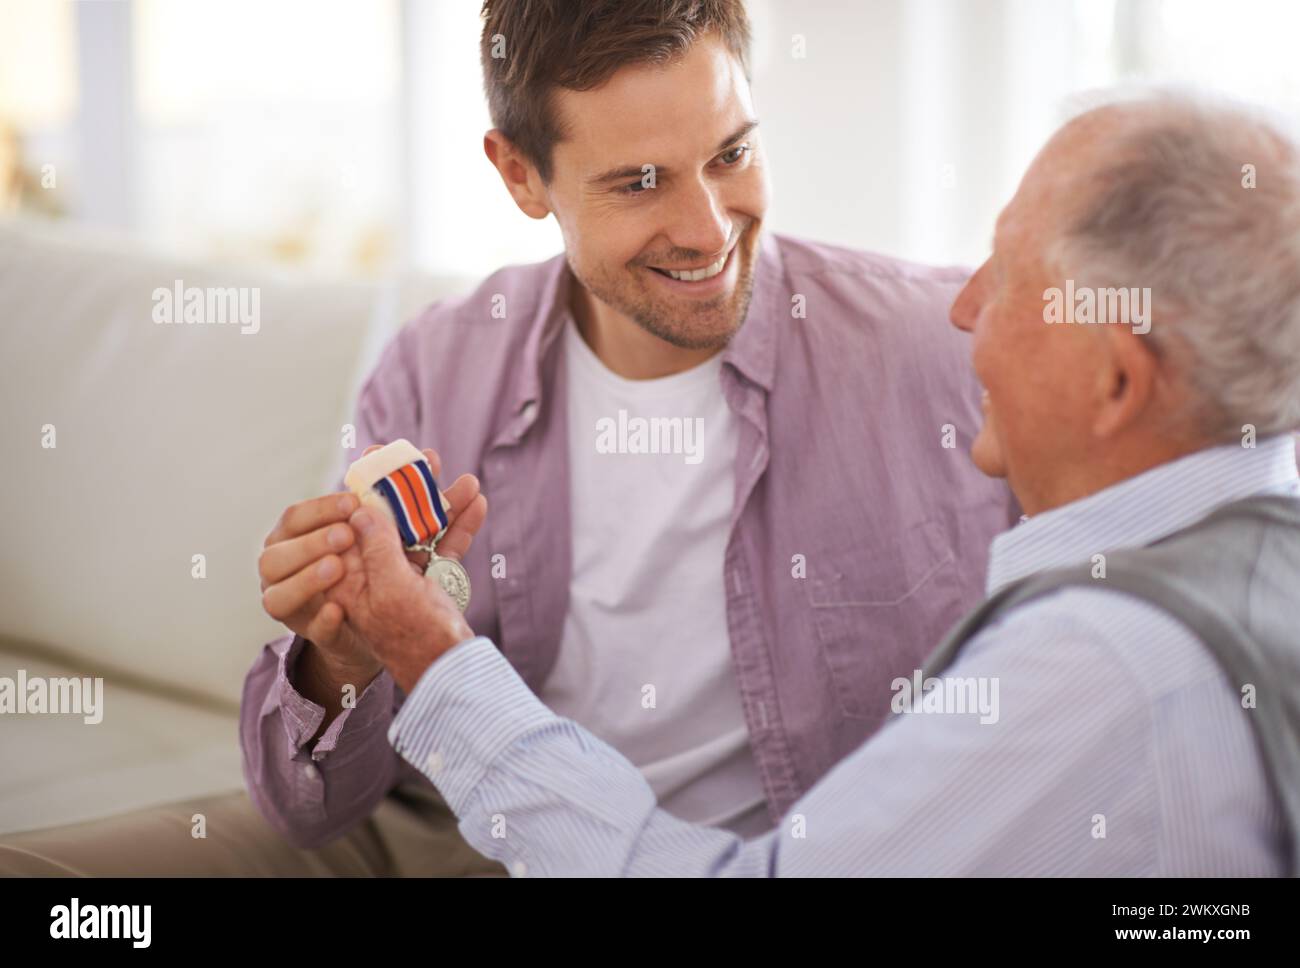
[372,459,448,548]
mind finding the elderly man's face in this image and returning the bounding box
[949,126,1107,508]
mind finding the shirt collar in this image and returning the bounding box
[514,229,786,426]
[719,228,784,393]
[985,434,1300,595]
[486,252,572,450]
[512,252,573,418]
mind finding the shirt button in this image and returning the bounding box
[425,750,444,776]
[303,763,320,781]
[510,860,527,878]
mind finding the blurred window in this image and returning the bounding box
[0,0,77,216]
[133,0,401,273]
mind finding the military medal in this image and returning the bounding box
[425,555,471,612]
[344,439,472,611]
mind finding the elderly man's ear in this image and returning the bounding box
[1090,325,1162,439]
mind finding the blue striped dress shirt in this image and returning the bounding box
[388,436,1298,876]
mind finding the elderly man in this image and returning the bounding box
[329,92,1300,876]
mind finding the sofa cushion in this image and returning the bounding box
[0,215,379,706]
[0,642,242,836]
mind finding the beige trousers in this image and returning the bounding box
[0,783,505,877]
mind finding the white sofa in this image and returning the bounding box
[0,215,473,837]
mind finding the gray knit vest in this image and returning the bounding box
[918,495,1300,875]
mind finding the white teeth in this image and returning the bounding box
[664,252,727,281]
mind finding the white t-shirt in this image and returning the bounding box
[538,319,769,837]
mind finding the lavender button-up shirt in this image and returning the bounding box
[240,231,1018,847]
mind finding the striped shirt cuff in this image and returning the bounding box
[387,636,557,812]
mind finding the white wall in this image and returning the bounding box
[401,0,1089,274]
[750,0,1081,269]
[14,0,1300,278]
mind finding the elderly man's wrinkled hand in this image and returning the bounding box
[327,473,486,694]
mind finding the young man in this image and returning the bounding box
[241,0,1014,870]
[0,0,1015,876]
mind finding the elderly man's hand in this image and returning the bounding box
[328,463,487,694]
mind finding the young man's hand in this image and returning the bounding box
[258,489,378,680]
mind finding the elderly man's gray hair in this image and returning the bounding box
[1048,90,1300,440]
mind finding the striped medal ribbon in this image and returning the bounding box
[372,458,448,549]
[371,458,471,612]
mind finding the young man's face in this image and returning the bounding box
[542,32,770,350]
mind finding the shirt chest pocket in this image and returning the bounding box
[806,518,965,722]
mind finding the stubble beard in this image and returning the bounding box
[569,226,761,352]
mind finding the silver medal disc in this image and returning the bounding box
[427,554,471,612]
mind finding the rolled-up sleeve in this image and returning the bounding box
[240,633,401,848]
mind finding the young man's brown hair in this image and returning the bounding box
[479,0,753,184]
